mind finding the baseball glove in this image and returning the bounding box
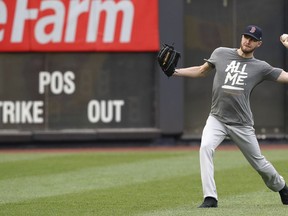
[157,43,181,77]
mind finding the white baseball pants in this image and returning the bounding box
[200,115,285,200]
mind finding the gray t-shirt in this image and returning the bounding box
[207,47,282,126]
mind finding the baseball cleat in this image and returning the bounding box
[198,197,218,208]
[279,184,288,205]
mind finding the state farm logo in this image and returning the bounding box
[0,0,158,52]
[0,0,133,43]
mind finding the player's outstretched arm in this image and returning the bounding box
[277,71,288,83]
[174,62,212,78]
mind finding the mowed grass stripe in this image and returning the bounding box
[0,175,199,216]
[0,153,199,204]
[0,151,186,179]
[0,153,71,163]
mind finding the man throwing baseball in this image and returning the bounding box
[173,25,288,208]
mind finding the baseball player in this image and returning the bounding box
[173,25,288,208]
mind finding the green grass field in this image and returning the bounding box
[0,146,288,216]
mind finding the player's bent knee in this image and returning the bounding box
[200,144,215,157]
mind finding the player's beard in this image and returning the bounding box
[240,44,256,54]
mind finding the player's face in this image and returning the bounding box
[240,35,262,54]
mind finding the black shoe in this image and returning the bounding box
[279,184,288,205]
[198,197,218,208]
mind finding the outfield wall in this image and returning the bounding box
[0,0,287,142]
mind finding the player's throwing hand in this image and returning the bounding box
[280,34,288,48]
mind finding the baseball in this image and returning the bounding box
[281,33,288,41]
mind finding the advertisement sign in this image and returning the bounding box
[0,0,159,52]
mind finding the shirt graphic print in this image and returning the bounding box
[222,60,248,91]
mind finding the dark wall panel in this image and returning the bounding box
[0,53,157,132]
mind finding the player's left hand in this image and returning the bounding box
[280,34,288,48]
[157,43,181,77]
